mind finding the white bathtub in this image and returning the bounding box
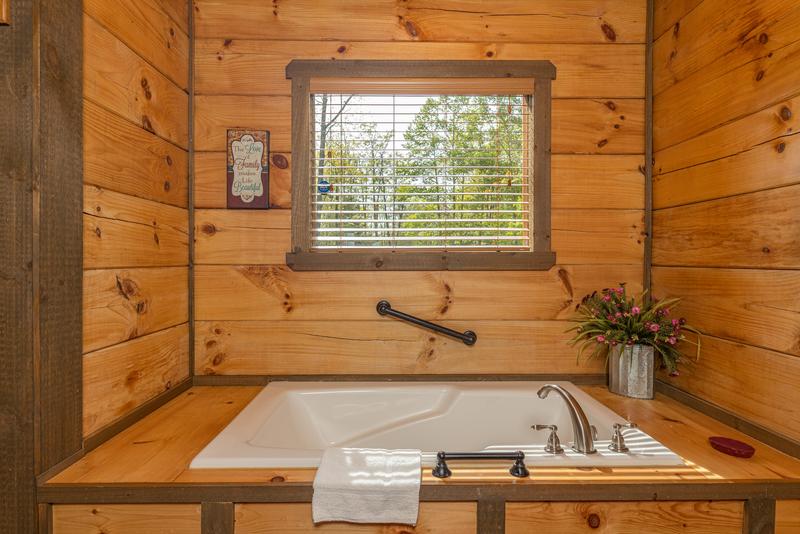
[191,381,684,469]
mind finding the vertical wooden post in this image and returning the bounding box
[743,497,776,534]
[477,497,505,534]
[643,0,654,296]
[532,78,552,254]
[202,502,235,534]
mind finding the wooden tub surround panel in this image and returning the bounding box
[80,0,190,442]
[652,0,800,454]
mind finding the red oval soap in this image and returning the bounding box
[709,436,755,458]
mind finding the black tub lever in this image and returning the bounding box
[376,300,477,345]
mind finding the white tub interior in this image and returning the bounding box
[191,381,684,469]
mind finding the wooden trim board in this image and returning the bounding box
[192,373,608,386]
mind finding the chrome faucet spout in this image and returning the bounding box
[537,384,597,454]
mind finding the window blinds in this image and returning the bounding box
[310,93,532,250]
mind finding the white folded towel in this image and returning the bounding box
[312,447,422,525]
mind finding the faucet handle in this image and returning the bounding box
[609,422,637,453]
[532,424,564,454]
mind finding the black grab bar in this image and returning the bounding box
[432,451,529,479]
[376,300,477,345]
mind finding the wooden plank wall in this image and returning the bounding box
[651,0,800,442]
[82,0,190,437]
[191,0,647,376]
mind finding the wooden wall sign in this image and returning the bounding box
[227,128,270,209]
[1,0,9,25]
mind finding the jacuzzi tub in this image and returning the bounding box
[191,381,684,469]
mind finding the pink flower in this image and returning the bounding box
[602,295,611,302]
[631,306,641,315]
[596,335,606,343]
[672,318,680,327]
[663,308,670,315]
[669,370,680,377]
[668,336,677,345]
[615,312,622,318]
[648,323,660,332]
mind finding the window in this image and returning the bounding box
[286,60,556,271]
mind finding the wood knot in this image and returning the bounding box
[587,513,601,528]
[153,232,160,246]
[94,226,102,238]
[759,33,769,44]
[115,276,140,299]
[374,259,384,268]
[140,77,152,100]
[163,180,171,191]
[270,476,286,483]
[776,142,786,153]
[271,153,289,169]
[485,50,494,58]
[762,246,771,254]
[214,327,223,335]
[201,223,217,235]
[141,115,154,133]
[673,21,680,36]
[600,22,616,42]
[212,353,226,366]
[755,70,765,82]
[597,139,608,148]
[125,370,141,387]
[337,45,347,54]
[135,301,147,315]
[613,124,620,129]
[169,27,175,37]
[165,155,173,166]
[780,106,792,121]
[223,39,233,47]
[403,19,419,38]
[205,339,217,349]
[604,101,616,111]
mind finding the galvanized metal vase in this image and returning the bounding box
[608,344,654,399]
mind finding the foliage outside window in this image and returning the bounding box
[286,60,556,271]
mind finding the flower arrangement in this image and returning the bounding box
[567,283,700,374]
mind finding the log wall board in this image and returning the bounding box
[191,0,647,377]
[81,0,190,440]
[651,0,800,445]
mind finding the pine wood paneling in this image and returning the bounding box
[194,153,642,210]
[195,210,291,265]
[506,501,743,533]
[83,186,188,268]
[654,95,799,176]
[652,266,800,357]
[654,128,800,209]
[653,185,800,269]
[653,0,703,39]
[777,501,800,534]
[192,1,646,377]
[193,209,643,266]
[82,324,190,436]
[653,0,800,96]
[156,0,190,33]
[654,33,800,151]
[84,0,189,89]
[653,0,800,449]
[84,100,188,207]
[83,267,189,353]
[194,151,292,209]
[195,40,644,98]
[195,264,643,322]
[661,335,800,443]
[234,503,476,534]
[194,96,644,154]
[195,320,604,375]
[194,0,646,43]
[83,14,189,149]
[53,504,200,534]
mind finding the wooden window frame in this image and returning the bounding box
[285,60,557,271]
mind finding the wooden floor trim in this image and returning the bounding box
[743,497,776,534]
[655,379,800,460]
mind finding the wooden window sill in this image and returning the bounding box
[285,251,557,271]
